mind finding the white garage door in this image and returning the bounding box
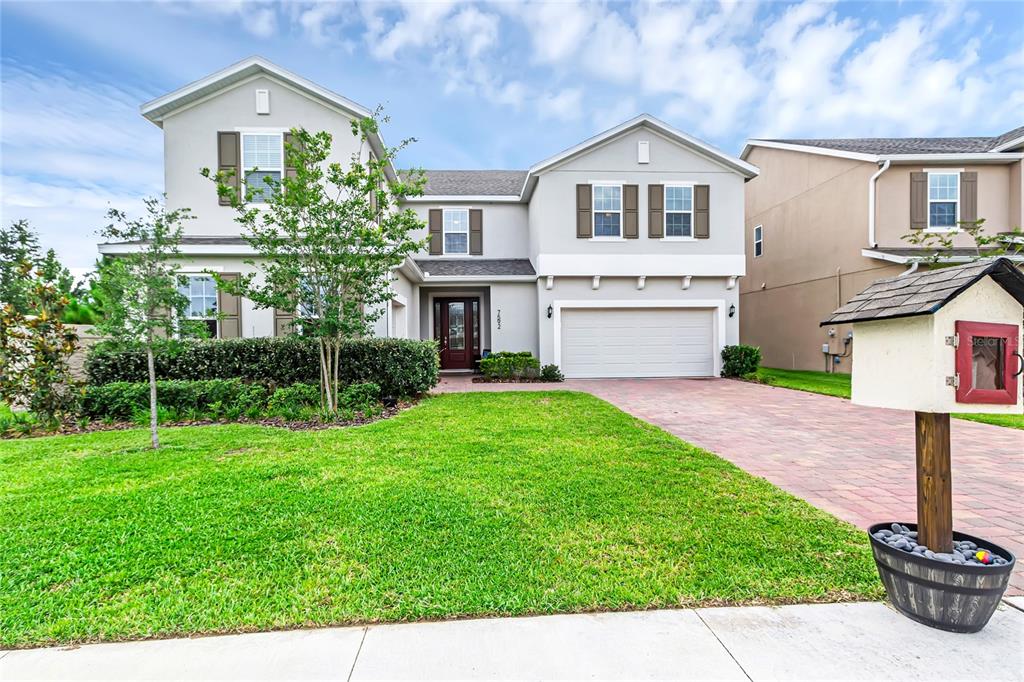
[560,307,715,378]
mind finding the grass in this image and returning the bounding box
[755,367,1024,430]
[0,392,880,648]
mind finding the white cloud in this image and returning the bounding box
[536,88,583,122]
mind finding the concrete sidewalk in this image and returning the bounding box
[4,601,1023,681]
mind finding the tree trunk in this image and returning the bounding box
[146,339,159,450]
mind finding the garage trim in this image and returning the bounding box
[552,299,727,377]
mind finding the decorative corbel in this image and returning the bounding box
[545,275,554,290]
[637,276,646,290]
[592,275,601,290]
[681,275,692,290]
[726,275,738,290]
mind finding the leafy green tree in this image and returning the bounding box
[203,110,427,413]
[1,220,42,317]
[903,219,1024,265]
[94,198,203,448]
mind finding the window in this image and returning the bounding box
[954,320,1019,405]
[242,133,283,203]
[178,275,218,337]
[443,208,469,254]
[664,185,693,238]
[927,172,959,230]
[753,225,763,258]
[592,185,622,237]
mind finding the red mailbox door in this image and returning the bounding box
[955,320,1020,405]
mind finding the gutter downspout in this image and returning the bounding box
[899,261,920,277]
[868,159,891,249]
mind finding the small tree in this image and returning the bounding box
[94,198,202,448]
[903,219,1024,264]
[203,110,427,413]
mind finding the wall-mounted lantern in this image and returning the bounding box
[547,305,553,319]
[728,304,736,318]
[822,257,1024,634]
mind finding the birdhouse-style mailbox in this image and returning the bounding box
[822,257,1023,634]
[823,257,1023,414]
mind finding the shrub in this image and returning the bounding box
[82,379,268,420]
[540,364,564,382]
[479,351,541,380]
[84,337,439,398]
[267,383,321,419]
[339,382,381,413]
[721,344,762,378]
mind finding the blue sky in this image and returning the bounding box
[2,0,1023,269]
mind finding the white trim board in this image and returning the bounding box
[551,299,726,377]
[536,254,745,277]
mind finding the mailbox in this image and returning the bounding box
[822,257,1023,415]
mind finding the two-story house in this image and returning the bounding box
[739,129,1024,373]
[99,57,758,378]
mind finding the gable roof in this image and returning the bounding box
[821,258,1024,326]
[141,56,371,126]
[744,124,1024,162]
[419,170,527,197]
[530,114,759,179]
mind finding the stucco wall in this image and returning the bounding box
[528,127,747,270]
[405,202,530,259]
[852,276,1023,413]
[162,74,364,236]
[489,282,539,355]
[535,275,738,366]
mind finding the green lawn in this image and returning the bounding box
[755,367,1024,430]
[0,392,879,648]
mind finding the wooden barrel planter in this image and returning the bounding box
[868,522,1016,633]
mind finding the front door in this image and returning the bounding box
[435,298,478,370]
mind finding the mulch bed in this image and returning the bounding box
[0,402,413,440]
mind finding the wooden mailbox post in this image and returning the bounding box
[822,258,1024,553]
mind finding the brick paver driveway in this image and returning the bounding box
[435,375,1024,595]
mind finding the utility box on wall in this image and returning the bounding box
[822,258,1023,415]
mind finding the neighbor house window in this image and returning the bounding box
[443,208,470,254]
[592,185,622,237]
[242,133,283,203]
[753,225,763,257]
[178,275,218,337]
[927,172,959,230]
[664,185,693,238]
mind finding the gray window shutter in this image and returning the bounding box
[910,172,928,229]
[576,184,592,238]
[218,273,241,339]
[217,132,241,206]
[694,185,710,239]
[428,209,443,255]
[648,184,663,238]
[283,132,298,180]
[469,209,483,255]
[274,309,294,337]
[960,171,977,224]
[623,185,639,239]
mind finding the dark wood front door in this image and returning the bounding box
[435,298,478,370]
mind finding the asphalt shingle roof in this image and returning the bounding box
[770,124,1024,155]
[415,259,536,277]
[821,258,1024,325]
[417,170,527,196]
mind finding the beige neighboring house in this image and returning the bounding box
[739,127,1024,373]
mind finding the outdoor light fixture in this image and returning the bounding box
[728,304,736,318]
[547,305,553,319]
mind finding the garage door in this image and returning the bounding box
[560,307,714,378]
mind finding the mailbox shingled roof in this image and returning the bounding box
[821,257,1024,326]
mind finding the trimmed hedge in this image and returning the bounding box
[84,337,439,398]
[82,380,269,420]
[721,344,762,378]
[480,351,540,380]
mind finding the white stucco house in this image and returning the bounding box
[99,57,759,378]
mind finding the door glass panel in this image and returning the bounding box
[434,301,441,342]
[448,302,465,350]
[972,336,1004,390]
[472,301,479,353]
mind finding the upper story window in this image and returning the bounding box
[664,185,693,238]
[593,184,622,237]
[753,225,763,257]
[443,208,470,254]
[242,133,283,203]
[178,275,218,337]
[927,172,959,230]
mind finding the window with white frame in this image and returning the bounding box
[178,275,218,337]
[753,225,763,257]
[592,184,622,237]
[664,185,693,238]
[242,133,283,203]
[443,208,470,254]
[927,172,959,230]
